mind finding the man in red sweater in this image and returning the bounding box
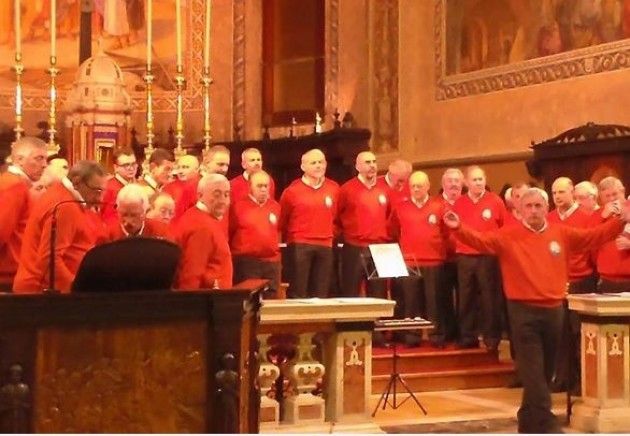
[147,192,176,225]
[337,151,389,297]
[453,165,506,350]
[574,180,600,215]
[13,161,107,293]
[388,171,450,346]
[438,168,464,341]
[377,159,412,208]
[138,148,174,198]
[444,187,628,434]
[230,171,281,293]
[593,177,629,291]
[230,148,276,202]
[105,184,170,241]
[279,148,340,298]
[162,154,199,222]
[202,145,230,176]
[0,137,48,291]
[174,173,232,289]
[100,148,138,223]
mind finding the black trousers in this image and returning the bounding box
[508,301,563,434]
[391,265,449,342]
[598,278,630,292]
[233,256,281,297]
[284,243,333,299]
[339,243,387,298]
[442,260,459,341]
[456,254,501,347]
[553,275,598,390]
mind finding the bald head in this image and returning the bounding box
[249,170,271,204]
[465,165,486,198]
[409,171,430,202]
[301,149,327,182]
[551,177,574,211]
[11,136,48,182]
[177,155,200,181]
[355,151,377,181]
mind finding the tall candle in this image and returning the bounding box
[176,0,182,67]
[146,0,152,66]
[50,0,56,58]
[14,0,21,55]
[203,0,211,69]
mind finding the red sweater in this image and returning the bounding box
[230,173,277,202]
[106,218,171,242]
[279,178,340,247]
[591,212,630,282]
[163,179,197,222]
[377,175,410,209]
[0,172,31,285]
[455,218,624,306]
[437,195,458,261]
[453,192,506,255]
[230,197,281,261]
[388,197,448,266]
[337,177,390,246]
[174,207,232,289]
[547,206,594,280]
[13,182,100,293]
[100,176,127,224]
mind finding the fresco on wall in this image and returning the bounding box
[0,0,186,92]
[445,0,630,75]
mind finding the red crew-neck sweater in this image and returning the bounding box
[13,182,99,293]
[377,175,410,209]
[453,192,506,255]
[100,176,127,224]
[174,207,232,289]
[106,218,171,242]
[591,211,630,282]
[337,177,390,246]
[0,173,31,286]
[547,206,594,281]
[163,179,197,222]
[230,197,280,261]
[230,173,277,202]
[388,197,448,266]
[455,218,624,306]
[278,178,340,247]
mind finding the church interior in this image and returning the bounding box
[0,0,630,433]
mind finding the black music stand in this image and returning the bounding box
[72,237,181,292]
[372,318,433,417]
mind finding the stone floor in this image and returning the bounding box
[372,387,571,433]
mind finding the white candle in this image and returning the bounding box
[50,0,56,58]
[14,0,21,55]
[146,0,152,66]
[203,0,211,69]
[176,0,182,67]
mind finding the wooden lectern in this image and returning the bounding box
[0,281,266,433]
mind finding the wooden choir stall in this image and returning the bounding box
[0,281,266,434]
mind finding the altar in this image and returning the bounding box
[568,292,630,433]
[256,297,395,433]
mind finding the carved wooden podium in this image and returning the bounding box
[527,122,630,192]
[568,293,630,433]
[0,282,265,433]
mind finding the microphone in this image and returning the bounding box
[45,199,105,294]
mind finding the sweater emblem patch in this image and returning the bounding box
[549,241,561,256]
[269,213,278,225]
[428,214,437,225]
[482,208,492,220]
[325,195,333,208]
[378,194,387,206]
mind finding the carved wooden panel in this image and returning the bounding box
[606,330,625,400]
[583,326,598,399]
[33,321,207,433]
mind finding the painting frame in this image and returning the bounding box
[0,0,204,113]
[434,0,630,101]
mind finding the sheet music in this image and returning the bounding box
[368,243,409,278]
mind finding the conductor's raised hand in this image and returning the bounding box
[443,210,461,229]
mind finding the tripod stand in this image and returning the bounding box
[372,322,431,416]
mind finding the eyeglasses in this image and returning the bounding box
[117,162,137,169]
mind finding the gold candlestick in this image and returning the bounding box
[174,64,185,158]
[143,66,155,174]
[200,66,213,158]
[47,55,60,155]
[13,52,24,141]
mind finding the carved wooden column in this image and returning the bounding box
[257,334,281,428]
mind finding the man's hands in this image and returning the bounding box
[443,210,461,229]
[602,200,622,219]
